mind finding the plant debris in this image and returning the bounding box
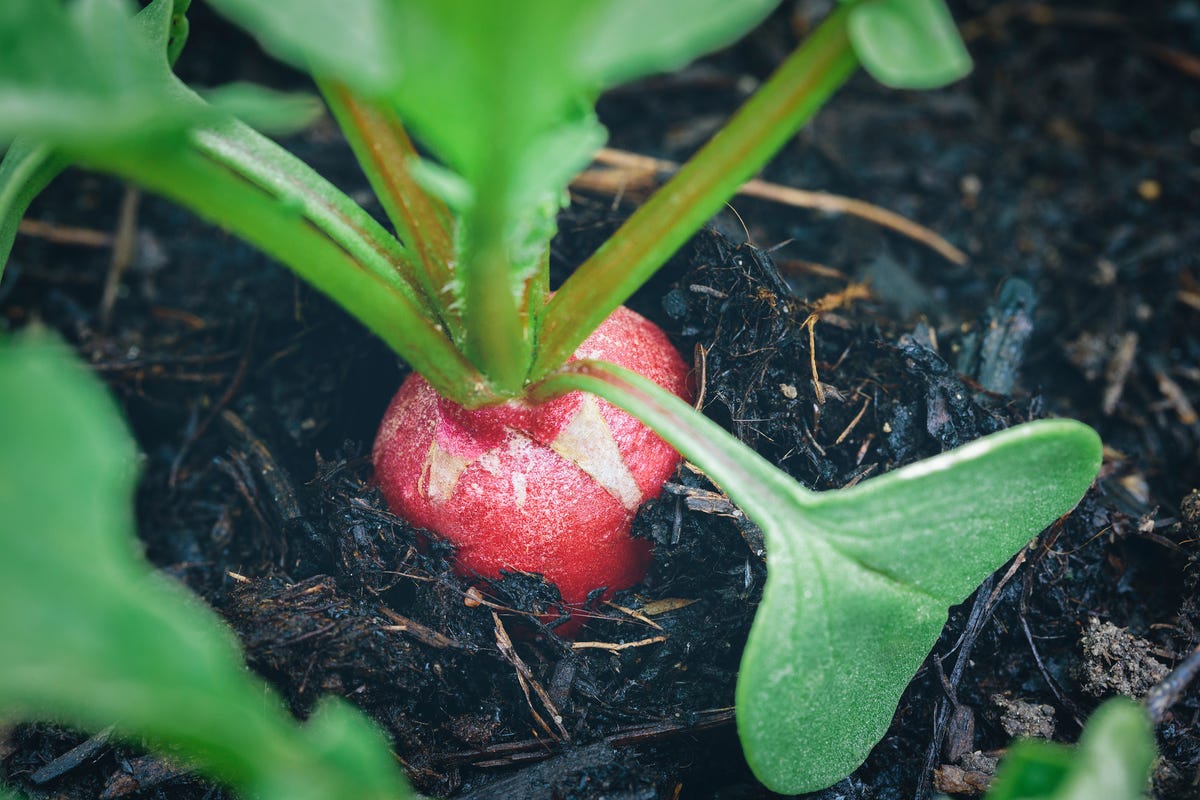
[1079,618,1171,700]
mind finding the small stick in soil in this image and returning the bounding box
[983,547,1028,613]
[692,343,708,411]
[379,605,468,650]
[462,585,549,620]
[776,257,849,281]
[637,597,698,616]
[1153,367,1198,425]
[919,540,1044,799]
[1145,642,1200,724]
[834,395,871,446]
[492,611,570,742]
[98,185,141,330]
[30,726,115,784]
[1019,525,1088,727]
[431,709,736,769]
[602,601,663,630]
[578,148,968,265]
[663,482,742,518]
[805,316,826,406]
[220,409,302,523]
[571,635,668,652]
[215,454,272,532]
[916,576,994,800]
[16,218,114,248]
[1178,288,1200,312]
[101,755,191,799]
[803,283,872,409]
[1102,331,1139,415]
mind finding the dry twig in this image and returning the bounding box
[574,147,968,265]
[16,218,114,248]
[571,635,668,652]
[492,612,570,741]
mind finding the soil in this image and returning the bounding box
[3,1,1199,799]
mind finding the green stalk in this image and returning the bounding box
[190,120,422,307]
[316,80,464,343]
[94,140,494,408]
[530,3,861,381]
[0,141,67,276]
[460,180,533,397]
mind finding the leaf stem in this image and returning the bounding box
[94,137,494,407]
[0,141,66,277]
[530,359,816,521]
[531,3,861,381]
[317,80,464,342]
[460,181,533,397]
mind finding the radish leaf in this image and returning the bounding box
[846,0,972,88]
[0,140,64,274]
[203,0,779,388]
[535,359,1101,793]
[988,698,1155,800]
[0,0,312,151]
[0,331,413,800]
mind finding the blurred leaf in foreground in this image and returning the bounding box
[0,330,412,800]
[987,697,1155,800]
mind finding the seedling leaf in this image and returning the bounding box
[0,0,313,151]
[206,0,778,218]
[847,0,972,89]
[0,331,412,800]
[738,419,1101,791]
[535,360,1101,793]
[987,698,1155,800]
[196,0,403,95]
[204,0,778,389]
[0,0,314,277]
[0,140,65,275]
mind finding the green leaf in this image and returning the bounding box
[0,0,200,148]
[0,330,413,800]
[0,0,314,151]
[847,0,971,89]
[1,0,177,277]
[207,0,779,210]
[736,420,1100,792]
[533,4,860,381]
[204,0,779,389]
[165,0,192,66]
[532,359,1101,794]
[198,83,325,134]
[197,0,403,95]
[0,0,316,278]
[374,0,781,285]
[0,140,67,276]
[988,698,1156,800]
[94,116,494,407]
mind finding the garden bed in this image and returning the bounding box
[2,2,1198,798]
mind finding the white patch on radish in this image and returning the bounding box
[420,440,470,504]
[551,395,641,510]
[477,448,503,475]
[511,471,527,507]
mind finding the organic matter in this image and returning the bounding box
[373,305,690,618]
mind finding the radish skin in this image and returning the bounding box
[373,306,691,625]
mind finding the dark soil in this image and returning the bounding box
[3,2,1199,799]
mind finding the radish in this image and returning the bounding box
[373,305,691,626]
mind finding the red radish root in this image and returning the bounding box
[373,306,690,624]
